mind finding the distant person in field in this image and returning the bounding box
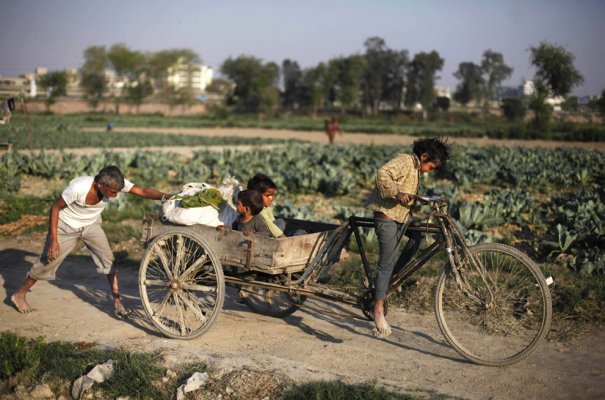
[365,137,450,336]
[324,116,342,145]
[247,173,286,238]
[232,189,272,237]
[0,97,16,124]
[11,166,169,318]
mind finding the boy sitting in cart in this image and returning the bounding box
[232,190,272,237]
[247,173,286,238]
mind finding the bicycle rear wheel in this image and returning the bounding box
[435,243,552,367]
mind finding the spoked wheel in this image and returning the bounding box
[239,274,306,317]
[139,229,225,339]
[435,243,552,367]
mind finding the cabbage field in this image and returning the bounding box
[1,142,603,276]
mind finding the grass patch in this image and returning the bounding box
[0,195,51,225]
[3,115,300,150]
[1,333,453,400]
[544,264,605,340]
[0,332,165,399]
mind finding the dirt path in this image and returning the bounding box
[1,235,604,399]
[79,127,605,153]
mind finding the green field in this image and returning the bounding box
[1,115,604,330]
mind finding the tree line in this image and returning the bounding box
[36,37,602,126]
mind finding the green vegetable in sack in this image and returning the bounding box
[179,188,226,210]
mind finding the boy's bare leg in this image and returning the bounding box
[11,276,38,313]
[373,299,391,336]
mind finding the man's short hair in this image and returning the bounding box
[247,173,277,193]
[238,190,264,215]
[412,137,451,165]
[95,166,125,190]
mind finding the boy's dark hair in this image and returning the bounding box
[412,137,451,165]
[94,165,125,190]
[238,190,264,215]
[247,173,277,193]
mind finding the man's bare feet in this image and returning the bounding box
[372,311,392,337]
[11,293,33,314]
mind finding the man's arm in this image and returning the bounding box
[128,185,169,200]
[47,196,67,261]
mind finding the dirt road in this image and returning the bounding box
[1,234,604,400]
[78,127,605,154]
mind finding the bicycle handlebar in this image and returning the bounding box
[414,194,448,204]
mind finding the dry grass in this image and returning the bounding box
[187,367,292,399]
[0,215,47,235]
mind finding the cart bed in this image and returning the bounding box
[142,217,340,275]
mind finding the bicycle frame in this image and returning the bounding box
[347,194,483,301]
[347,216,445,298]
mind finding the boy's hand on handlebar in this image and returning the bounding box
[396,192,414,205]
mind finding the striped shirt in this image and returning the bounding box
[364,153,420,223]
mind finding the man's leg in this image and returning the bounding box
[373,220,406,335]
[12,221,80,313]
[11,276,37,313]
[81,221,128,315]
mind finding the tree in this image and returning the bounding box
[481,50,513,104]
[529,42,584,130]
[127,80,153,112]
[362,37,388,115]
[299,64,327,117]
[381,49,408,111]
[561,96,579,113]
[107,43,145,80]
[107,44,150,108]
[330,55,366,113]
[501,97,526,122]
[435,96,450,112]
[453,62,484,106]
[530,41,584,98]
[80,46,108,110]
[528,81,553,131]
[221,56,279,113]
[281,59,303,111]
[38,71,68,111]
[406,51,444,120]
[361,36,408,115]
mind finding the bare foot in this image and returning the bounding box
[11,294,33,314]
[372,311,392,337]
[114,299,132,319]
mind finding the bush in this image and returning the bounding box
[0,332,43,379]
[501,97,526,122]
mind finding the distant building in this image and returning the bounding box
[522,81,535,97]
[0,57,215,103]
[435,86,451,99]
[164,59,213,95]
[0,75,35,98]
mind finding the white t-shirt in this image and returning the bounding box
[59,176,134,229]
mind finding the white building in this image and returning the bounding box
[166,59,213,94]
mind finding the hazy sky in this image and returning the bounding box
[1,0,603,96]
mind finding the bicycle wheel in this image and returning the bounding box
[139,229,225,339]
[239,274,306,317]
[435,243,552,367]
